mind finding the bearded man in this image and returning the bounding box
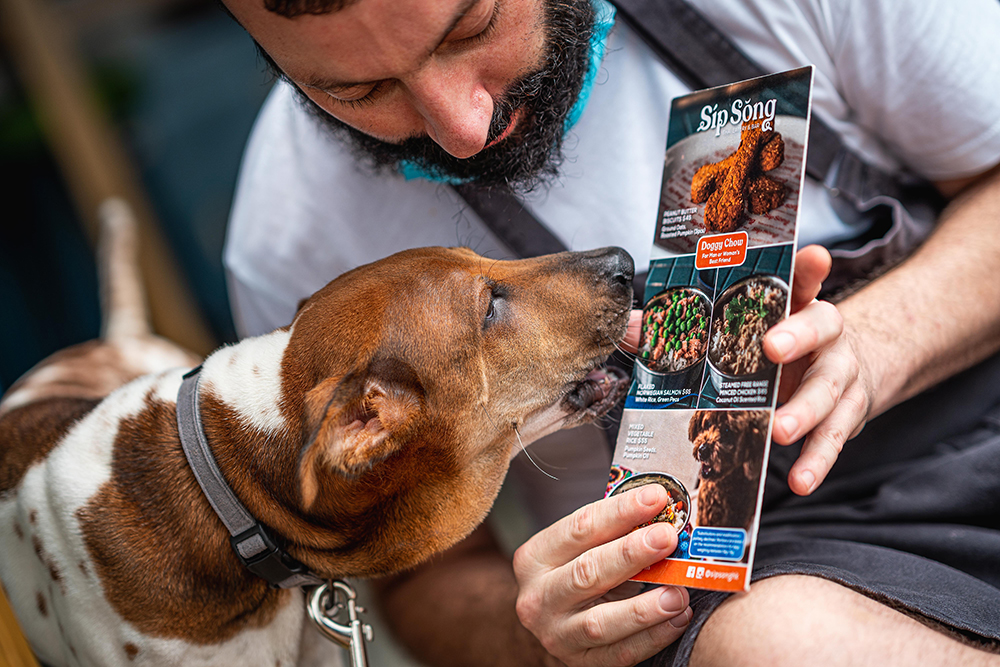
[220,0,1000,664]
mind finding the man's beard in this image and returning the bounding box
[292,0,596,192]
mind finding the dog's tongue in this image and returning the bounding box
[566,367,627,412]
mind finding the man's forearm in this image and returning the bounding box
[839,164,1000,417]
[373,525,559,667]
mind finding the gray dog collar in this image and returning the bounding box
[176,365,324,589]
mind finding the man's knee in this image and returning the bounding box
[688,574,999,667]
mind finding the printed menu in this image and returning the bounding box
[606,67,814,592]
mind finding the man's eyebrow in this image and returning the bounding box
[302,0,482,91]
[430,0,481,54]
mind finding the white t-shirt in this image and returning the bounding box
[225,0,1000,339]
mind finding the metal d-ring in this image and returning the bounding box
[306,580,373,667]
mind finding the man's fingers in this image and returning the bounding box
[567,586,690,650]
[545,521,678,609]
[513,488,679,656]
[772,342,859,445]
[787,382,870,495]
[516,486,671,573]
[764,299,843,365]
[579,609,693,667]
[623,309,642,353]
[790,245,832,311]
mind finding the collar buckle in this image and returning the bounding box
[231,524,322,589]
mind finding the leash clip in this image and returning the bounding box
[306,580,373,667]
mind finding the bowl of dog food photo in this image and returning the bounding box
[635,286,711,396]
[706,274,788,397]
[609,471,691,533]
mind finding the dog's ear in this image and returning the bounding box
[300,358,425,506]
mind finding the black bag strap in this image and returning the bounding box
[453,183,568,257]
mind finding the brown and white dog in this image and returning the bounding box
[0,200,632,666]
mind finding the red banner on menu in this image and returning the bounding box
[695,232,748,269]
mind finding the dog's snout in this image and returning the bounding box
[605,247,635,286]
[579,247,634,290]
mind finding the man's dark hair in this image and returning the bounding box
[263,0,358,18]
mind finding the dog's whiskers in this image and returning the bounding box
[513,425,559,481]
[604,329,637,361]
[517,445,570,471]
[477,402,560,481]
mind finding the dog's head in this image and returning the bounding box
[279,246,633,576]
[689,410,768,483]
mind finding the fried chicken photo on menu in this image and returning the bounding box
[691,123,788,232]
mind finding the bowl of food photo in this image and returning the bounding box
[706,274,789,395]
[609,472,691,532]
[635,286,712,394]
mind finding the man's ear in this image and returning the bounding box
[300,358,424,507]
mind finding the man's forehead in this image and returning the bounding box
[226,0,484,86]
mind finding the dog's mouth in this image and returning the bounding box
[563,366,630,419]
[698,458,728,480]
[695,440,720,479]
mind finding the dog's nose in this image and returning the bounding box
[587,247,634,289]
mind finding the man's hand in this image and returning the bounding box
[762,245,875,495]
[625,246,869,497]
[763,164,1000,495]
[513,485,692,667]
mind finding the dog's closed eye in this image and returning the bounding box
[484,284,508,330]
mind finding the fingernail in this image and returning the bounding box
[659,587,684,612]
[800,469,816,493]
[668,607,692,629]
[645,524,674,550]
[778,414,798,441]
[638,484,662,506]
[770,331,795,359]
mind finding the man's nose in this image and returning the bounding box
[405,62,494,159]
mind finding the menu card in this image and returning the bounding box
[607,67,814,592]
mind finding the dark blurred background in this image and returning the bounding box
[0,0,272,392]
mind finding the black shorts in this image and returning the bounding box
[653,351,1000,666]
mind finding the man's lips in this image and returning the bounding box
[485,106,525,149]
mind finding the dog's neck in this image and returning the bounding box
[191,326,504,581]
[192,327,347,574]
[199,328,293,436]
